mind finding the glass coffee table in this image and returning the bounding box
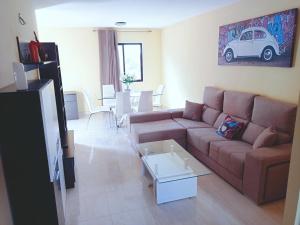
[137,139,211,204]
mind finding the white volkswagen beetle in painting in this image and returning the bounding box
[223,27,280,63]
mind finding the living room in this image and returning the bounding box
[0,0,300,225]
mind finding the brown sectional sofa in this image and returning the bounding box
[129,87,297,204]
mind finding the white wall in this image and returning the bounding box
[118,30,162,92]
[161,0,300,108]
[0,0,37,88]
[0,0,37,224]
[37,27,101,114]
[295,191,300,225]
[38,27,162,114]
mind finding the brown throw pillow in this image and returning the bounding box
[253,127,278,149]
[183,101,203,121]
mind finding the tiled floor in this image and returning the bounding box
[65,113,285,225]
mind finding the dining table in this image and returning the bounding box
[98,90,160,101]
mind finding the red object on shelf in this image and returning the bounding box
[34,31,47,61]
[29,41,40,63]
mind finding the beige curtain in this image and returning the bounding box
[98,29,121,92]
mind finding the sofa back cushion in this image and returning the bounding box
[242,124,293,146]
[252,96,297,135]
[202,106,221,126]
[223,90,256,120]
[242,122,265,144]
[169,108,184,119]
[203,87,224,111]
[277,132,292,145]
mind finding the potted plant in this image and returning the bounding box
[121,74,135,91]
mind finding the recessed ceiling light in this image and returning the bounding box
[115,21,127,27]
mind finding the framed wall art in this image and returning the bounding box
[218,9,298,67]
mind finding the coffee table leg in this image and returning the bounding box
[141,161,153,187]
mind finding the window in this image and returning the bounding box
[240,31,253,41]
[118,43,143,82]
[254,30,267,39]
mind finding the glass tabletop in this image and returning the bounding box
[137,139,211,183]
[98,92,160,100]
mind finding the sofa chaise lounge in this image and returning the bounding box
[129,87,297,204]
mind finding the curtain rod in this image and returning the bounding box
[93,29,152,33]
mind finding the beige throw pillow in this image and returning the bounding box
[253,127,278,149]
[183,101,203,121]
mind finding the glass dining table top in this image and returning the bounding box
[98,91,160,100]
[136,139,212,183]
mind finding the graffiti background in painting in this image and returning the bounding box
[218,9,297,67]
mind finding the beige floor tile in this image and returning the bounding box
[66,191,110,223]
[111,208,158,225]
[68,216,113,225]
[74,216,113,225]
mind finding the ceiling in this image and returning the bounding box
[34,0,239,28]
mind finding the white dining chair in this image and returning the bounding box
[138,91,153,112]
[102,84,116,108]
[130,90,140,109]
[153,84,165,108]
[114,91,132,128]
[82,90,104,128]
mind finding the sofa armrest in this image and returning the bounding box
[243,144,292,204]
[129,111,172,124]
[168,108,184,119]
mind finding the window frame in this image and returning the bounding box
[118,43,144,82]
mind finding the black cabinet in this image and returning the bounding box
[0,80,66,225]
[16,40,75,189]
[16,40,68,148]
[38,43,68,148]
[64,130,76,189]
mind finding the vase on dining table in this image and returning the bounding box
[121,73,135,92]
[124,84,131,92]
